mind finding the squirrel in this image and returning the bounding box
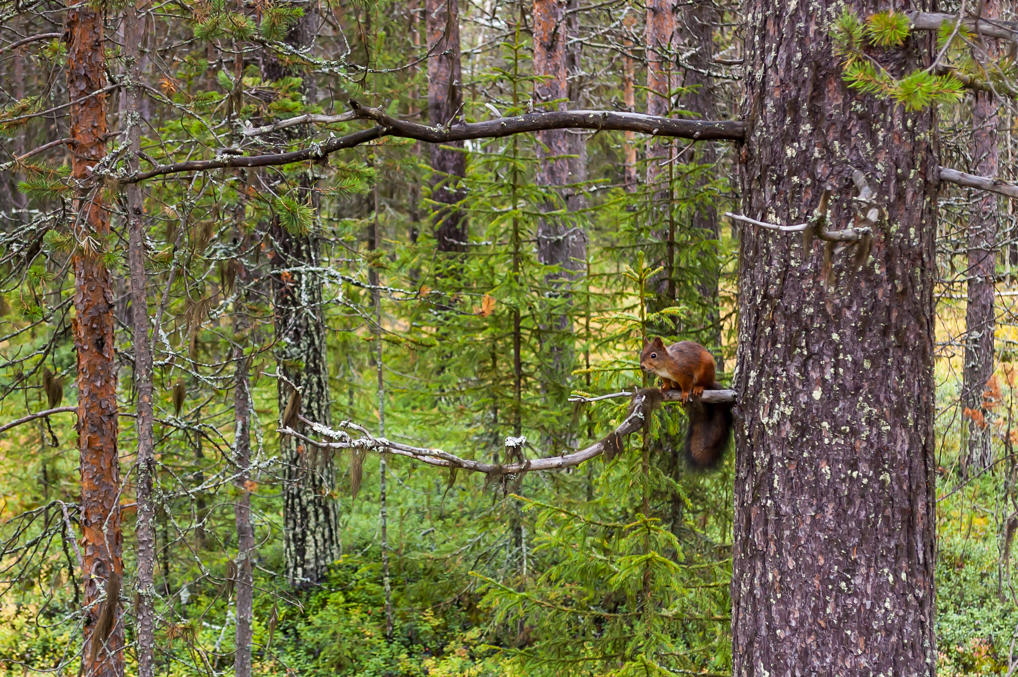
[639,337,733,468]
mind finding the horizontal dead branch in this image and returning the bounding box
[909,11,1018,45]
[725,190,869,243]
[570,388,736,404]
[0,405,76,436]
[0,32,63,56]
[939,166,1018,199]
[345,100,746,143]
[124,127,384,183]
[280,387,735,475]
[240,111,358,136]
[122,105,744,183]
[725,212,812,233]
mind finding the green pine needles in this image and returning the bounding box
[832,9,964,110]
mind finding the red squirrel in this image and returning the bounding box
[640,337,732,468]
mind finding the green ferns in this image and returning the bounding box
[832,9,964,110]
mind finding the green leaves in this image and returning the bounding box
[831,9,965,111]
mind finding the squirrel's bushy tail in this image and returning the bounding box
[682,382,733,469]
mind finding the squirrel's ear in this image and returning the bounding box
[651,336,665,347]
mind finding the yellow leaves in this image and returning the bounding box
[1004,363,1018,389]
[477,293,496,317]
[962,407,987,429]
[982,375,1002,411]
[158,76,177,96]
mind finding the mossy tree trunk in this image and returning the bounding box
[262,3,341,588]
[732,0,938,672]
[961,0,1001,474]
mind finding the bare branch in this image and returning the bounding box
[572,388,736,404]
[726,191,869,243]
[122,107,744,183]
[0,137,71,171]
[939,166,1018,198]
[124,127,385,182]
[725,212,811,232]
[281,387,735,475]
[0,83,121,126]
[0,32,62,55]
[345,100,745,142]
[909,11,1018,45]
[0,406,76,436]
[240,111,358,137]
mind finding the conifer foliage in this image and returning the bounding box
[2,0,1018,675]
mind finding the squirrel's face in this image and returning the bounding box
[639,346,665,376]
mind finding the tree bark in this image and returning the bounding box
[621,8,639,192]
[534,0,586,396]
[962,0,1001,474]
[645,0,678,314]
[732,0,938,673]
[120,4,155,675]
[679,0,722,359]
[645,0,675,147]
[66,1,124,674]
[262,1,341,588]
[426,0,467,252]
[232,330,254,677]
[273,212,340,588]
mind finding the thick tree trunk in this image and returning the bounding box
[645,0,677,314]
[962,0,1000,474]
[120,4,155,675]
[273,218,340,588]
[732,0,938,673]
[426,0,467,252]
[262,3,341,588]
[679,0,722,359]
[533,0,586,394]
[621,9,639,192]
[66,3,124,675]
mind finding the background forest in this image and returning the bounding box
[2,0,1018,674]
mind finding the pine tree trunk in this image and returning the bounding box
[274,220,340,588]
[426,0,467,253]
[233,330,254,677]
[962,0,1000,474]
[621,9,638,193]
[67,3,124,674]
[121,5,155,675]
[679,0,722,359]
[262,3,341,588]
[645,0,677,314]
[732,0,938,673]
[534,0,586,394]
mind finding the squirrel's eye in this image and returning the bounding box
[650,352,657,359]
